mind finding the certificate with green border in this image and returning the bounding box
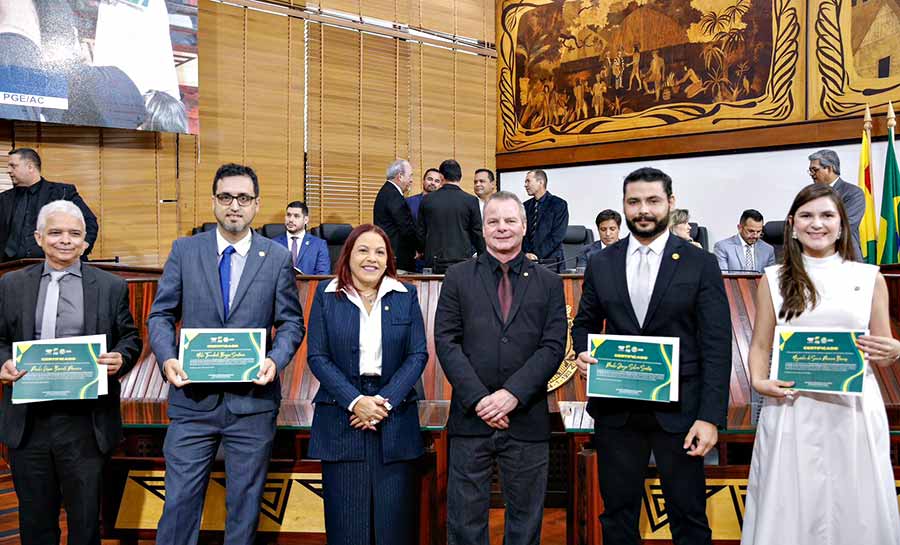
[179,328,266,383]
[12,335,108,404]
[586,334,680,402]
[771,326,867,395]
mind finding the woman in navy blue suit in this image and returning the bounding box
[307,224,428,545]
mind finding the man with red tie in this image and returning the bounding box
[272,201,330,275]
[435,191,567,545]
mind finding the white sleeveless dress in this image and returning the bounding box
[741,254,900,545]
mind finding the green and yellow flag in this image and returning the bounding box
[878,122,900,264]
[858,128,878,263]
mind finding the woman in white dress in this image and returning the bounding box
[742,184,900,545]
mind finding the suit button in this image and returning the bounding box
[501,337,509,344]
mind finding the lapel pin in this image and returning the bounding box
[384,305,390,311]
[672,253,680,260]
[258,251,266,257]
[523,272,529,277]
[305,240,309,245]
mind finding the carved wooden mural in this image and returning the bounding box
[496,0,900,153]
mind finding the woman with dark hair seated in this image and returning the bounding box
[307,223,428,545]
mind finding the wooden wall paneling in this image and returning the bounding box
[197,0,246,191]
[156,133,179,264]
[484,0,495,46]
[408,43,424,196]
[319,0,360,15]
[36,125,103,256]
[454,52,487,190]
[11,122,39,153]
[396,40,411,175]
[245,9,291,226]
[99,130,160,265]
[419,45,454,182]
[178,134,200,238]
[288,17,306,204]
[361,33,403,224]
[320,26,362,225]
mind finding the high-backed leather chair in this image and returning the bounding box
[316,223,353,271]
[260,223,286,239]
[762,220,786,262]
[688,222,710,251]
[562,225,594,271]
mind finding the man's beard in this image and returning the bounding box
[625,212,669,239]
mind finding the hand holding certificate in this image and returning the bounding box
[11,335,108,404]
[771,326,867,395]
[585,334,680,402]
[179,328,267,383]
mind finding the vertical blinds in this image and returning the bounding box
[304,16,496,226]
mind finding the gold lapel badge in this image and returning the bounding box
[258,251,266,257]
[523,272,529,277]
[672,253,680,260]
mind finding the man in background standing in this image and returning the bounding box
[407,168,442,221]
[523,169,569,272]
[808,149,864,261]
[474,168,497,219]
[374,159,423,272]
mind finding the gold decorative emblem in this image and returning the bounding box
[672,253,680,260]
[547,305,578,392]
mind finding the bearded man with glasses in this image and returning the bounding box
[148,163,305,545]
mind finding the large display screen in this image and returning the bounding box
[0,0,198,134]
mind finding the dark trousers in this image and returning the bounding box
[8,406,105,545]
[321,377,418,545]
[447,432,549,545]
[594,412,711,545]
[156,400,276,545]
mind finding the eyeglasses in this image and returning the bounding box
[808,166,821,175]
[215,193,257,206]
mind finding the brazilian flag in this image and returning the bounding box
[878,126,900,265]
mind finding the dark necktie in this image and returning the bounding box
[290,236,299,265]
[220,246,236,321]
[529,199,541,237]
[498,263,512,322]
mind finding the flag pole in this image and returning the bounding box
[889,101,896,131]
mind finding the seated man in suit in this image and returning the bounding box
[0,200,141,545]
[1,148,99,261]
[149,163,305,545]
[273,200,330,274]
[523,169,569,272]
[576,209,621,269]
[713,209,775,273]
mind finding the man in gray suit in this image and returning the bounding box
[149,163,305,545]
[713,209,775,272]
[809,149,865,261]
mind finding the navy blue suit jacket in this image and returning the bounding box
[523,192,569,270]
[272,232,331,275]
[307,280,428,463]
[148,230,305,416]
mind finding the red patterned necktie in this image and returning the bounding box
[498,263,512,321]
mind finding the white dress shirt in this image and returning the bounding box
[625,231,669,296]
[324,276,408,411]
[388,180,405,196]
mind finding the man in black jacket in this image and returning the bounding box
[373,159,422,272]
[1,148,99,261]
[418,159,485,273]
[0,200,141,545]
[435,191,567,545]
[572,167,731,545]
[523,169,569,272]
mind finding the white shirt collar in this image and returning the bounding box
[828,177,839,188]
[738,234,754,250]
[324,276,408,296]
[627,230,669,256]
[216,228,253,257]
[388,180,405,196]
[288,229,306,240]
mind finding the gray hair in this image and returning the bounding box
[808,149,841,175]
[386,159,409,182]
[485,190,527,222]
[668,208,690,230]
[36,200,85,232]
